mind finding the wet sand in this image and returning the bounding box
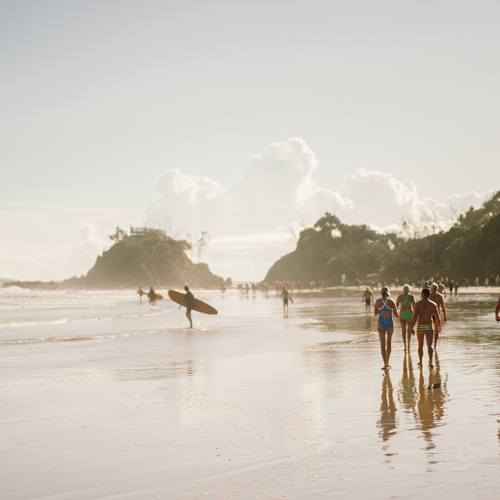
[2,288,500,499]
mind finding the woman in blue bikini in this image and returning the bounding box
[374,286,400,371]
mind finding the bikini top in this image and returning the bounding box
[400,294,412,306]
[378,298,392,314]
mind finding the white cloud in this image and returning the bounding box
[72,221,110,268]
[146,137,351,236]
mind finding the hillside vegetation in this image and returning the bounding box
[74,231,226,289]
[264,191,500,285]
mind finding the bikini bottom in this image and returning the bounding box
[400,311,414,321]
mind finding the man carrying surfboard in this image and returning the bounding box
[180,285,195,328]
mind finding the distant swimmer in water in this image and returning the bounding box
[281,286,292,314]
[410,288,441,368]
[396,285,415,351]
[374,287,399,371]
[429,283,447,348]
[495,296,500,323]
[180,285,195,328]
[362,287,374,313]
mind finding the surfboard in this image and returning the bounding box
[168,290,218,315]
[289,295,294,304]
[147,292,164,300]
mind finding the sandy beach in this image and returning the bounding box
[1,286,500,499]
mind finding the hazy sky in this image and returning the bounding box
[1,1,498,282]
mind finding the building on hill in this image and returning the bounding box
[130,226,167,238]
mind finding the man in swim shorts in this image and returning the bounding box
[410,288,441,367]
[180,285,195,328]
[429,283,447,348]
[362,287,374,312]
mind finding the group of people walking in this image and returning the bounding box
[365,284,500,371]
[363,283,448,371]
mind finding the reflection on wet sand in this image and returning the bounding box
[377,373,398,449]
[399,351,417,412]
[415,354,447,451]
[398,352,448,451]
[378,352,448,455]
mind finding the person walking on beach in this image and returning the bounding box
[149,286,156,306]
[362,287,374,313]
[429,283,447,348]
[396,285,415,351]
[495,296,500,323]
[374,287,399,371]
[180,285,195,328]
[410,288,441,367]
[281,286,292,314]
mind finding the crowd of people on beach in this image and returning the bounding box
[365,277,500,373]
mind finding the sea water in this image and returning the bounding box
[1,286,500,499]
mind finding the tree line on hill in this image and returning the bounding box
[264,190,500,286]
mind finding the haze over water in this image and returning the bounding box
[1,287,500,499]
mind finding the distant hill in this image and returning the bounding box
[3,230,229,290]
[264,191,500,285]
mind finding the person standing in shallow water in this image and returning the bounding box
[149,286,156,306]
[180,285,195,328]
[410,288,441,368]
[374,287,399,371]
[281,286,291,314]
[362,287,374,313]
[396,285,415,351]
[495,296,500,322]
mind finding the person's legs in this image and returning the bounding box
[425,330,434,366]
[406,320,412,349]
[400,319,407,350]
[378,327,387,368]
[417,332,424,366]
[386,328,393,367]
[433,320,439,348]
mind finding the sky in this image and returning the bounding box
[1,0,499,282]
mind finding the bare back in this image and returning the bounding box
[429,291,443,309]
[414,298,439,324]
[374,297,398,318]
